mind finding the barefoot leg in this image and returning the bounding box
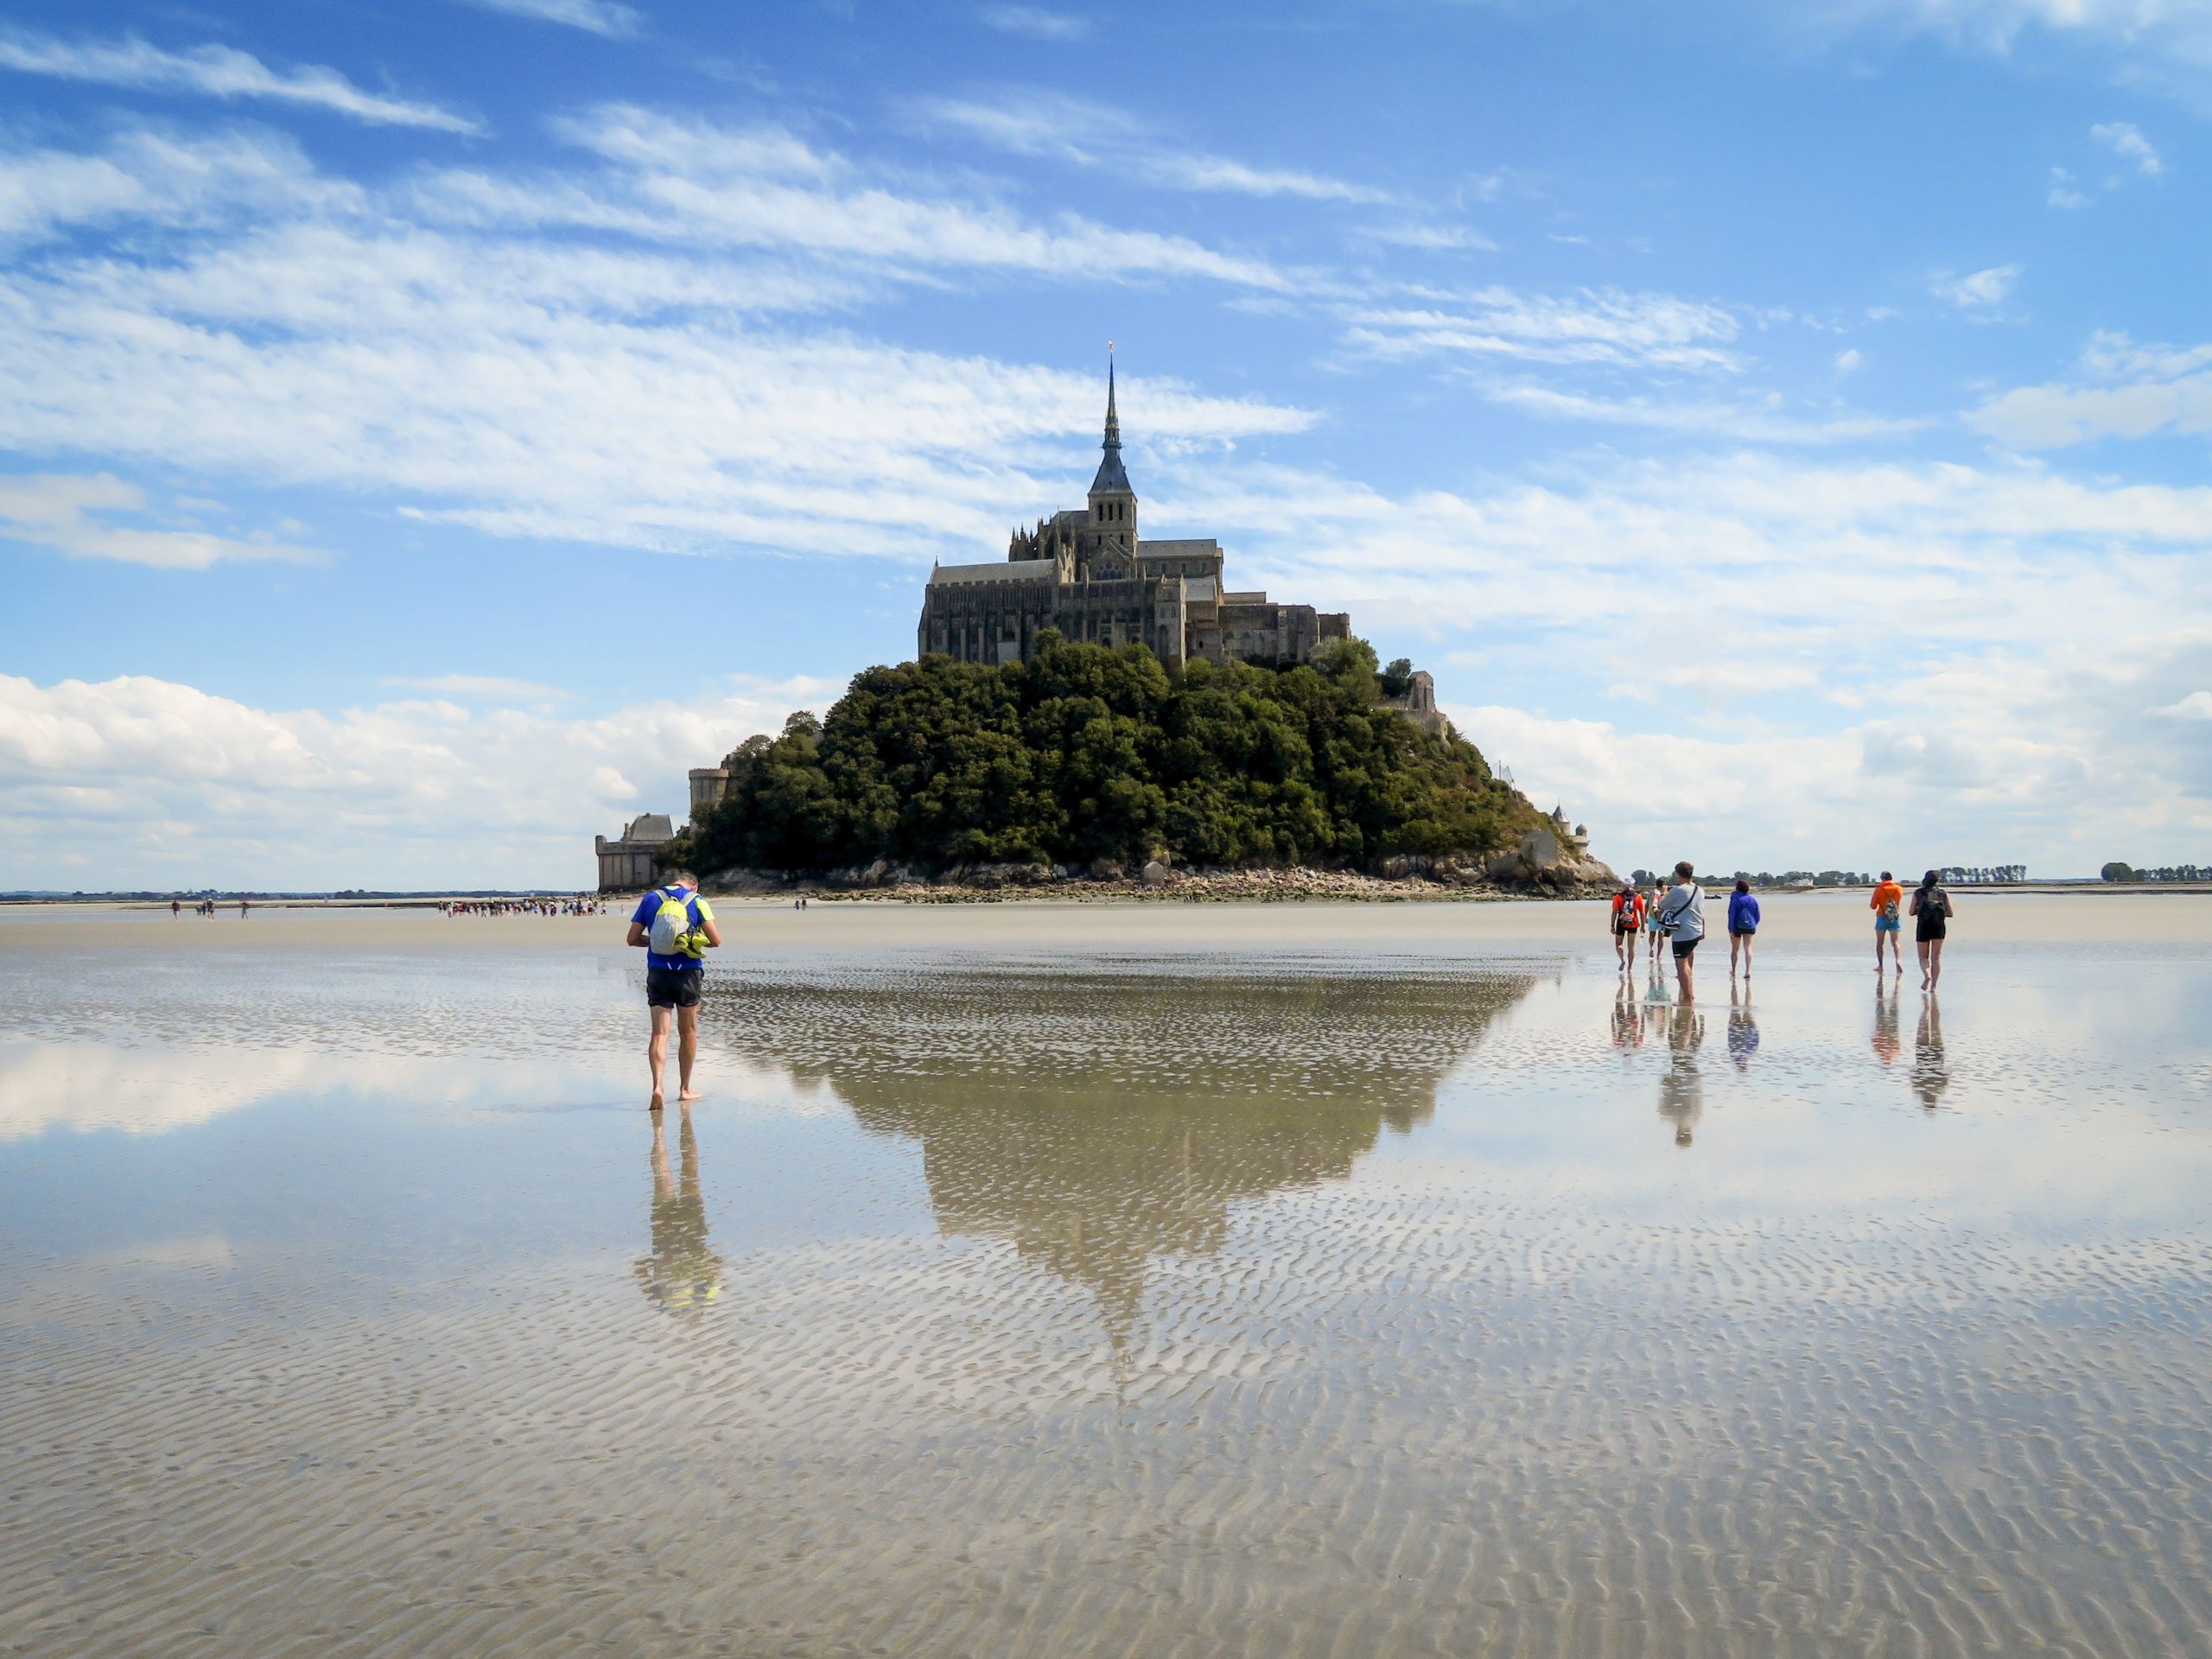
[648,1004,671,1110]
[677,1003,702,1101]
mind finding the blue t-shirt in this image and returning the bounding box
[1727,892,1760,933]
[631,887,713,972]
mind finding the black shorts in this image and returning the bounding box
[645,964,703,1008]
[1613,922,1639,938]
[1672,937,1700,960]
[1916,918,1947,944]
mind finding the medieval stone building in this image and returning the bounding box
[916,365,1350,671]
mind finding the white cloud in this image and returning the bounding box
[1150,448,2212,868]
[1344,286,1743,372]
[1359,223,1497,251]
[0,29,481,133]
[1969,330,2212,448]
[1834,347,1865,375]
[467,0,642,37]
[0,117,1313,563]
[0,474,321,569]
[913,96,1393,204]
[977,5,1091,41]
[0,671,830,888]
[1478,380,1915,443]
[2154,690,2212,721]
[530,104,1296,286]
[1815,1,2212,90]
[0,128,354,245]
[1930,264,2019,308]
[2090,120,2164,175]
[2047,166,2088,208]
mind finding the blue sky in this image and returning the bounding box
[3,0,2209,887]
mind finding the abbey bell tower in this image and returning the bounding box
[1085,351,1136,559]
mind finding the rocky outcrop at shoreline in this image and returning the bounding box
[702,830,1618,904]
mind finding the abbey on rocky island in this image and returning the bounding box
[916,362,1350,672]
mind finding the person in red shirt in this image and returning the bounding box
[1610,879,1644,970]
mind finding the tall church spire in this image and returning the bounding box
[1090,344,1133,498]
[1103,345,1121,451]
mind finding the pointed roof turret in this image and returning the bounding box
[1090,346,1133,497]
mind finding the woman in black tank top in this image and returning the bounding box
[1910,870,1953,989]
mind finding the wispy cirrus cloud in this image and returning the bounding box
[1342,286,1743,372]
[0,29,480,133]
[0,474,321,569]
[465,0,644,37]
[0,116,1313,567]
[976,4,1090,41]
[1478,380,1921,444]
[912,95,1395,204]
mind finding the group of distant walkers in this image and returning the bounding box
[1611,864,1957,998]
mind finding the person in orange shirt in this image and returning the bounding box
[1869,870,1904,976]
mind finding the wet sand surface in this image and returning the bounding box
[3,898,2210,1656]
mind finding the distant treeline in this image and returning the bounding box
[2101,862,2209,882]
[1630,866,2030,888]
[667,633,1550,876]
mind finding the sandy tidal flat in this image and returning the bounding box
[3,895,2210,1656]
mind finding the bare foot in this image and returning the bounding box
[678,1089,702,1103]
[649,1090,664,1112]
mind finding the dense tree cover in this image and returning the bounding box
[668,633,1547,876]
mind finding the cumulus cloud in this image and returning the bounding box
[2090,120,2164,175]
[2047,166,2087,209]
[1930,264,2019,308]
[1147,448,2212,869]
[1969,330,2212,448]
[0,671,836,889]
[0,29,480,132]
[0,474,321,568]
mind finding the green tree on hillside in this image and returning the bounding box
[671,633,1541,877]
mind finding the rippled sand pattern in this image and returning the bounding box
[3,917,2212,1657]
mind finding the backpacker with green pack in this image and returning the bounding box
[646,887,703,960]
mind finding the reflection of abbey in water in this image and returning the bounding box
[731,969,1535,1351]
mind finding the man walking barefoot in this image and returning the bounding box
[1655,860,1707,1001]
[626,868,721,1112]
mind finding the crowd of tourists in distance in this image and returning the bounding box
[1610,864,1958,998]
[439,896,607,917]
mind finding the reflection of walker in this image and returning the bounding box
[633,1109,725,1316]
[1659,1006,1705,1147]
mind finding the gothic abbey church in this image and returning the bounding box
[916,365,1350,671]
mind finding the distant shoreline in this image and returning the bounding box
[4,880,2209,912]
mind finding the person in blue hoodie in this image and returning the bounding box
[1726,878,1761,979]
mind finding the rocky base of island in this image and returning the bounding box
[704,839,1618,905]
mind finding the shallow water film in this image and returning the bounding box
[4,906,2211,1657]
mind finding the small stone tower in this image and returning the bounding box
[1086,351,1137,559]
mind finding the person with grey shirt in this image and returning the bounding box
[1654,859,1707,1001]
